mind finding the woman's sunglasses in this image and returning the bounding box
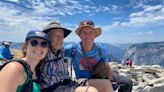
[30,40,49,48]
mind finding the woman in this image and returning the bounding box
[0,30,49,92]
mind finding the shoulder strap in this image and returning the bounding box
[97,45,102,58]
[16,60,33,92]
[70,43,77,78]
[0,60,33,92]
[96,44,110,75]
[71,43,77,58]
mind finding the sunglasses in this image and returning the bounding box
[30,40,49,48]
[80,20,95,27]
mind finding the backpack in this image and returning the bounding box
[0,60,33,92]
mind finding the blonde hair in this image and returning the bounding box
[21,41,29,58]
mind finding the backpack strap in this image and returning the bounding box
[70,43,77,78]
[18,60,33,92]
[97,45,103,59]
[0,60,33,92]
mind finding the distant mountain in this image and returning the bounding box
[0,42,23,49]
[125,41,164,66]
[10,42,24,49]
[96,43,125,62]
[113,43,133,51]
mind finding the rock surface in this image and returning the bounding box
[111,62,164,92]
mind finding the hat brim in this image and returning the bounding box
[43,27,72,38]
[26,36,50,43]
[75,25,102,37]
[3,42,11,46]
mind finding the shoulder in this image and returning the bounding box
[0,61,26,84]
[95,43,110,59]
[1,61,24,72]
[0,61,26,91]
[95,43,106,53]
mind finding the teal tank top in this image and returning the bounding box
[16,68,40,92]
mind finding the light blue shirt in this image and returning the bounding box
[64,42,110,79]
[0,45,13,60]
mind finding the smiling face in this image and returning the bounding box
[79,26,96,46]
[47,29,64,50]
[23,38,49,61]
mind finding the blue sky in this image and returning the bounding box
[0,0,164,44]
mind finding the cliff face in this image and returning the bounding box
[125,41,164,66]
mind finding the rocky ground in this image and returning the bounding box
[111,62,164,92]
[68,62,164,92]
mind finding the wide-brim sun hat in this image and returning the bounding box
[2,40,12,46]
[25,30,50,43]
[75,20,102,37]
[43,22,72,38]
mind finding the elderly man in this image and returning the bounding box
[65,20,114,92]
[65,20,132,92]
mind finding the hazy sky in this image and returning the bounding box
[0,0,164,44]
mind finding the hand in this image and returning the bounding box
[1,58,7,62]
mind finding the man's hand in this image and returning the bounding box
[0,58,7,62]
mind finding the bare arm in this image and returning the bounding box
[0,62,26,92]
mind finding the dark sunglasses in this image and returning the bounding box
[80,20,95,26]
[30,40,49,48]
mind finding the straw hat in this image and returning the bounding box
[43,22,72,38]
[75,20,102,37]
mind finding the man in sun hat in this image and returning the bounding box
[65,20,113,92]
[65,20,132,92]
[75,20,102,37]
[0,40,13,63]
[36,22,98,92]
[43,22,72,38]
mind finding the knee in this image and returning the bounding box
[87,86,98,92]
[75,86,98,92]
[100,79,113,92]
[102,79,112,86]
[88,79,113,92]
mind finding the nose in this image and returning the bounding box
[35,44,43,49]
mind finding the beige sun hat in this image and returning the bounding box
[43,22,72,38]
[75,20,102,37]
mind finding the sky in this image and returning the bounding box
[0,0,164,44]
